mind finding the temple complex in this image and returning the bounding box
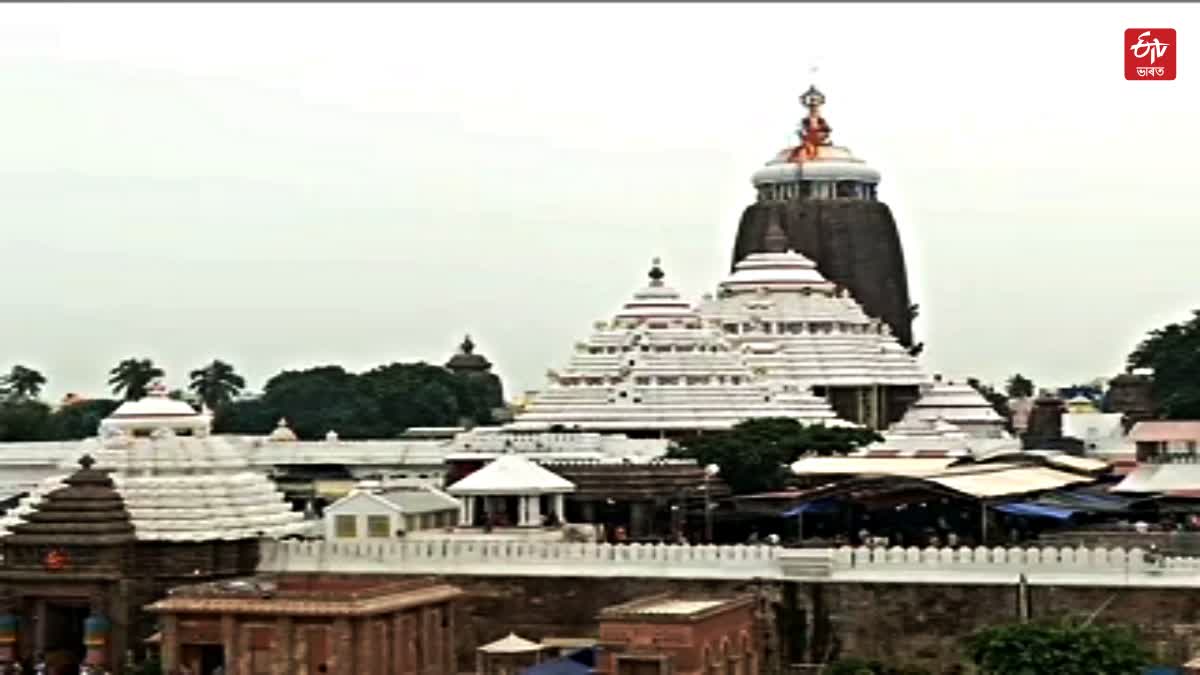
[0,383,305,673]
[507,260,848,437]
[696,244,925,428]
[730,85,916,349]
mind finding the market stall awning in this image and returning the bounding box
[780,498,841,518]
[994,502,1077,520]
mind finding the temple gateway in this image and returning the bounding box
[0,384,304,674]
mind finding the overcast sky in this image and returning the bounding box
[1,3,1197,401]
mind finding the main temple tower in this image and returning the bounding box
[731,85,918,351]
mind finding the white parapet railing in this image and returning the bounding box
[826,545,1200,587]
[260,539,785,580]
[259,540,1200,588]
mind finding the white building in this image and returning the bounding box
[508,259,848,436]
[447,454,575,528]
[324,485,461,541]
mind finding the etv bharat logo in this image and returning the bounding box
[1126,29,1176,80]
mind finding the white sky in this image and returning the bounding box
[1,3,1197,400]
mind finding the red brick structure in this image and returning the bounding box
[147,575,463,675]
[596,594,760,675]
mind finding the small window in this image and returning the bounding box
[335,515,357,539]
[367,515,390,538]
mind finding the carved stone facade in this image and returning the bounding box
[148,575,463,675]
[0,457,262,674]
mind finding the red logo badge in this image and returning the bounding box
[1125,29,1176,80]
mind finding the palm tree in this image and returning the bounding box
[108,358,165,400]
[188,360,246,410]
[1,365,47,399]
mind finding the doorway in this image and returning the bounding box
[42,601,89,675]
[181,644,226,675]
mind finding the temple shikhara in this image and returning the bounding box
[732,85,917,351]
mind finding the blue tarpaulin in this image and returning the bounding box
[781,498,841,518]
[523,649,595,675]
[994,502,1077,520]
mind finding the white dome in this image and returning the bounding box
[752,146,881,186]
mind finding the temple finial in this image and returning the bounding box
[795,82,831,157]
[79,454,95,470]
[460,334,475,355]
[648,257,665,286]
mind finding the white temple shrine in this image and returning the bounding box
[696,244,927,429]
[507,259,849,437]
[892,375,1009,439]
[446,454,575,528]
[0,382,305,541]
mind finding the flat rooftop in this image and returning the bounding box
[599,594,753,623]
[146,575,462,617]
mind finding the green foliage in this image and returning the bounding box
[213,362,504,440]
[668,418,882,495]
[0,398,52,441]
[188,359,246,410]
[1128,310,1200,418]
[0,364,47,399]
[1005,373,1035,399]
[44,399,120,440]
[108,358,165,400]
[964,620,1150,675]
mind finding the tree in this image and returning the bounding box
[1128,309,1200,418]
[0,365,47,400]
[108,358,165,400]
[668,418,883,495]
[188,359,247,410]
[0,399,52,442]
[44,399,120,440]
[964,621,1149,675]
[1005,374,1035,399]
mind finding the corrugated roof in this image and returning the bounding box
[927,465,1091,498]
[1131,421,1200,442]
[791,457,958,477]
[376,487,460,514]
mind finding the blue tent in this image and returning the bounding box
[994,502,1077,520]
[781,498,841,518]
[522,648,595,675]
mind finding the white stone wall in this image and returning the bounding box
[260,540,1200,588]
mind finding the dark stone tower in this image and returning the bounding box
[445,335,506,426]
[732,85,918,351]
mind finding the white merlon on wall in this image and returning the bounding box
[259,540,1200,588]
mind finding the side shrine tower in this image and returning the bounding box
[731,85,918,351]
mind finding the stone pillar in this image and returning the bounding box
[332,617,354,675]
[460,497,473,527]
[554,494,566,523]
[528,493,542,526]
[518,496,530,527]
[355,619,373,675]
[272,617,293,675]
[221,615,238,675]
[161,615,180,674]
[33,599,47,659]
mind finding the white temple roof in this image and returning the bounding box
[509,259,850,433]
[696,250,926,389]
[446,455,575,495]
[0,385,305,542]
[892,377,1007,438]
